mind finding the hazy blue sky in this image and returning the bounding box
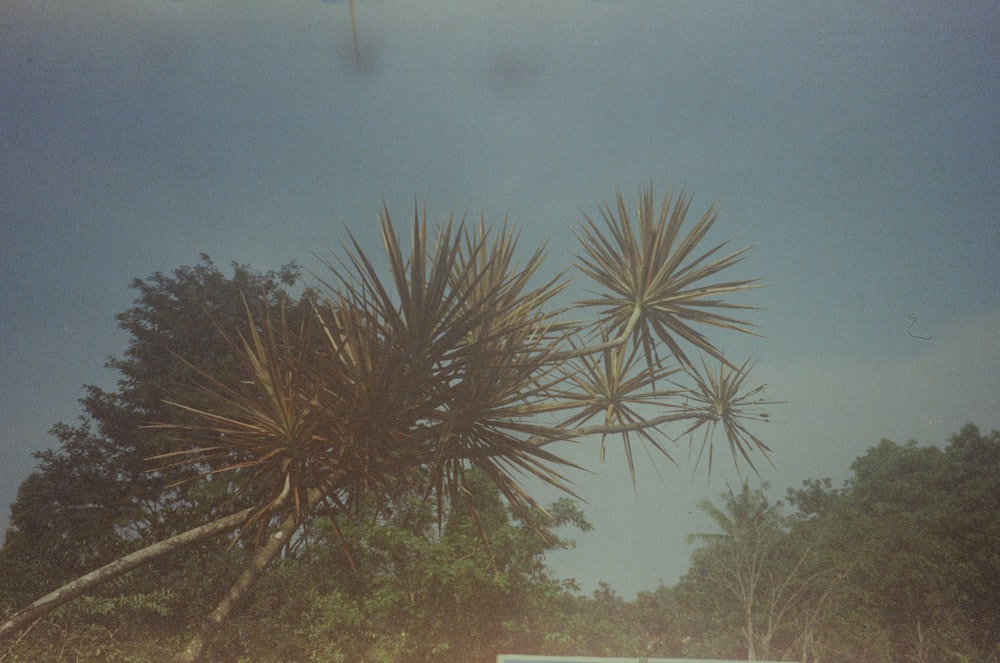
[2,0,998,597]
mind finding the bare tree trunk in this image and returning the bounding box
[746,613,757,660]
[177,510,302,663]
[176,479,333,663]
[0,506,255,641]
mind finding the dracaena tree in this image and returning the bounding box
[1,186,774,662]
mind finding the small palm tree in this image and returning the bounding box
[0,186,774,662]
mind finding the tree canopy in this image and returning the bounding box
[1,187,772,661]
[4,189,995,663]
[784,424,1000,663]
[675,424,1000,663]
[1,256,303,600]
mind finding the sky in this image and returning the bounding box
[1,0,998,598]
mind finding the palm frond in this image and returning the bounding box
[149,295,332,533]
[556,332,684,481]
[151,192,773,551]
[574,186,763,371]
[670,356,778,474]
[314,206,584,529]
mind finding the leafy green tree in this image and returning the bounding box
[630,584,689,657]
[2,187,772,661]
[279,473,589,663]
[0,255,302,586]
[0,256,304,647]
[0,476,589,663]
[499,581,689,659]
[521,581,697,659]
[787,424,1000,663]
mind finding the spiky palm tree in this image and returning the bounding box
[0,186,773,662]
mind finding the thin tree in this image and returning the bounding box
[686,482,840,661]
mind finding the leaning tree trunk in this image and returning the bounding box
[177,509,304,663]
[177,479,334,663]
[0,506,256,641]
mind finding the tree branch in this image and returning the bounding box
[550,304,643,361]
[0,506,255,641]
[1,476,294,643]
[527,410,697,447]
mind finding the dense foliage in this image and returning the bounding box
[0,257,304,659]
[783,424,1000,663]
[0,256,302,600]
[2,189,773,661]
[3,195,995,663]
[670,424,1000,663]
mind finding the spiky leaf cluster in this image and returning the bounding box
[155,187,772,537]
